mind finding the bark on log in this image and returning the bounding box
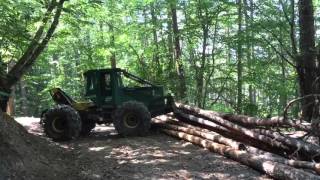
[155,120,245,150]
[222,114,313,133]
[164,113,273,151]
[155,114,320,173]
[175,103,320,160]
[174,107,291,153]
[155,116,320,173]
[252,128,320,160]
[161,128,320,180]
[156,114,246,141]
[156,115,230,135]
[155,115,279,151]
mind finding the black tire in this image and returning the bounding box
[80,121,96,136]
[113,101,151,136]
[40,109,48,126]
[43,105,82,141]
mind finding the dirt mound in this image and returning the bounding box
[0,111,79,180]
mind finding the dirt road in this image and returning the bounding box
[16,117,270,180]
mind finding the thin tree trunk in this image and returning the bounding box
[109,24,116,69]
[196,5,209,108]
[203,19,218,108]
[151,3,161,77]
[166,5,176,91]
[237,0,243,114]
[279,24,288,111]
[170,0,187,100]
[244,0,256,114]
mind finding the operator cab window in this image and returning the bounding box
[86,75,95,93]
[104,74,111,89]
[102,73,112,97]
[85,75,96,96]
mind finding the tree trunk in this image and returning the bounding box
[6,90,14,116]
[6,61,15,116]
[297,0,317,121]
[278,18,288,113]
[109,24,116,69]
[236,0,243,114]
[170,0,187,100]
[0,0,66,112]
[150,2,161,77]
[203,19,218,109]
[19,80,28,116]
[196,5,209,108]
[166,5,176,92]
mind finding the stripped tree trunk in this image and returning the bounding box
[221,113,315,134]
[156,118,320,173]
[161,128,320,179]
[174,108,290,154]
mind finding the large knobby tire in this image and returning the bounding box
[80,121,96,136]
[113,101,151,136]
[43,105,82,141]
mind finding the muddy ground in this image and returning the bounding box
[15,117,271,180]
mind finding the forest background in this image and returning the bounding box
[1,0,320,120]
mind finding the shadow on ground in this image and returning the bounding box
[16,117,270,180]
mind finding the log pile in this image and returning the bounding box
[153,103,320,179]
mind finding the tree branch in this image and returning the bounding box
[6,0,66,88]
[259,35,296,68]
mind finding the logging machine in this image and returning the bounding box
[41,68,173,141]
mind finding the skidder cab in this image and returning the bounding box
[41,68,173,141]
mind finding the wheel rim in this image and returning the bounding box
[52,117,66,133]
[123,113,139,128]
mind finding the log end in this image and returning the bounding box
[315,164,320,175]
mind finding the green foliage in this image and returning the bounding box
[1,0,319,117]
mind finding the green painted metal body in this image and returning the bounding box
[83,68,172,116]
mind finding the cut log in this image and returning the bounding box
[168,113,277,151]
[252,129,320,160]
[161,128,320,180]
[155,117,320,173]
[221,114,313,133]
[155,120,245,150]
[175,103,320,160]
[154,115,278,152]
[156,114,247,142]
[174,108,291,153]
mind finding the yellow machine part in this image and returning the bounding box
[72,102,94,111]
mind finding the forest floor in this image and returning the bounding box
[15,117,271,180]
